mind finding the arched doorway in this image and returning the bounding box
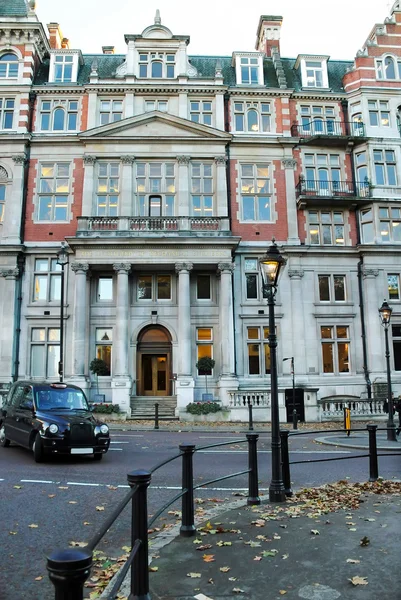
[137,326,172,396]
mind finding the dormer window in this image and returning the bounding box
[305,61,324,87]
[297,56,329,89]
[0,53,18,78]
[49,51,82,84]
[233,53,263,86]
[376,55,401,80]
[138,52,175,78]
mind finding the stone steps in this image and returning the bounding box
[130,396,177,419]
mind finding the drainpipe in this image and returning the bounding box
[357,256,371,398]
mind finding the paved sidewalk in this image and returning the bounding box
[315,432,401,452]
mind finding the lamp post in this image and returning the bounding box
[56,243,69,383]
[259,240,286,503]
[283,356,298,430]
[378,299,397,442]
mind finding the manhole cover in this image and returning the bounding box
[298,584,341,600]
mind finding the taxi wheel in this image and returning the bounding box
[0,424,10,447]
[33,433,44,463]
[93,453,103,461]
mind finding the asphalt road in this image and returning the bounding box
[0,429,399,600]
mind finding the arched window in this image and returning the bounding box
[0,166,8,223]
[377,55,401,80]
[384,56,396,79]
[0,53,18,78]
[151,61,163,78]
[247,109,259,132]
[53,108,65,131]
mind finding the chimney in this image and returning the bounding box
[102,46,115,55]
[47,23,64,49]
[255,15,283,57]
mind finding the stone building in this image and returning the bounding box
[0,0,400,421]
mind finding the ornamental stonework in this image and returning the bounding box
[218,262,235,274]
[71,262,89,273]
[288,269,304,279]
[0,268,19,279]
[12,155,27,166]
[177,156,190,165]
[175,262,193,273]
[362,268,379,279]
[113,263,131,273]
[121,156,135,165]
[83,156,97,166]
[215,156,227,166]
[281,158,297,170]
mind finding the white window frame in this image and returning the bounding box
[38,98,79,132]
[240,163,271,222]
[189,100,213,126]
[49,51,81,84]
[0,52,19,79]
[298,56,329,89]
[138,52,176,79]
[136,274,172,302]
[191,162,214,217]
[96,162,120,217]
[388,274,400,301]
[376,55,401,80]
[95,328,112,376]
[145,99,168,113]
[321,325,350,374]
[374,149,397,186]
[30,327,60,378]
[99,99,123,125]
[234,101,271,133]
[318,275,346,303]
[299,104,336,135]
[136,162,176,217]
[37,162,71,222]
[308,210,345,246]
[233,53,264,86]
[368,100,390,127]
[0,97,15,130]
[246,326,271,376]
[196,328,214,374]
[32,258,62,303]
[303,152,342,196]
[378,206,401,243]
[244,258,260,300]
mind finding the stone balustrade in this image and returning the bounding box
[319,398,386,419]
[228,391,270,407]
[76,216,230,236]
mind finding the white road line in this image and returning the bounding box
[110,441,129,444]
[21,479,55,484]
[14,479,267,492]
[109,448,123,451]
[67,481,101,487]
[110,434,144,437]
[198,449,351,454]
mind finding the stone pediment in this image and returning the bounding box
[80,112,231,141]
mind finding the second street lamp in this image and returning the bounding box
[56,243,69,383]
[259,240,286,503]
[378,299,397,442]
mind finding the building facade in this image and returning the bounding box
[0,0,400,420]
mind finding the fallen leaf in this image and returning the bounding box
[220,566,231,572]
[58,486,68,490]
[229,577,237,581]
[83,522,91,526]
[28,524,39,529]
[253,556,262,561]
[69,541,88,547]
[282,554,289,560]
[149,566,158,572]
[13,485,22,489]
[310,529,320,535]
[34,576,43,581]
[68,501,78,505]
[203,554,215,563]
[9,531,17,535]
[193,538,203,544]
[48,494,56,499]
[360,536,370,546]
[233,588,245,594]
[121,546,131,552]
[279,592,287,596]
[96,506,105,511]
[349,576,368,586]
[196,544,213,551]
[108,486,118,490]
[262,550,279,557]
[187,572,201,578]
[346,559,360,564]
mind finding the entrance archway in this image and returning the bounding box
[137,326,172,396]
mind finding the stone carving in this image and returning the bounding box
[376,25,386,35]
[288,269,304,279]
[362,268,379,279]
[113,263,131,273]
[12,155,27,166]
[218,262,235,274]
[177,156,191,165]
[83,155,97,166]
[71,262,89,273]
[215,156,227,166]
[281,158,297,169]
[116,61,127,77]
[121,155,135,165]
[0,268,19,279]
[0,166,8,180]
[90,57,98,75]
[175,262,193,273]
[215,59,223,78]
[154,9,161,25]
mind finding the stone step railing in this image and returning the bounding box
[228,391,270,408]
[319,398,386,419]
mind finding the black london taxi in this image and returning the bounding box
[0,381,110,462]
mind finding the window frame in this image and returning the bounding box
[97,276,114,302]
[368,100,390,128]
[233,53,263,86]
[32,258,62,303]
[233,101,271,133]
[38,98,79,132]
[95,328,112,376]
[388,274,400,301]
[320,325,351,374]
[96,162,120,217]
[0,52,19,79]
[189,100,213,126]
[318,274,346,303]
[392,324,401,371]
[240,163,271,222]
[37,162,71,222]
[191,162,214,217]
[138,52,176,79]
[378,206,401,243]
[196,274,211,301]
[30,327,60,378]
[376,55,401,80]
[246,325,271,376]
[136,274,172,302]
[300,58,329,89]
[308,210,345,246]
[99,99,123,125]
[196,328,214,374]
[145,99,168,113]
[49,52,80,84]
[373,149,397,186]
[0,98,15,130]
[136,162,176,217]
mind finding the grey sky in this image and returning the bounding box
[35,0,391,60]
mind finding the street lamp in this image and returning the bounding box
[378,299,397,442]
[259,239,286,503]
[283,356,298,430]
[56,243,69,383]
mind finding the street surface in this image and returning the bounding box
[0,429,399,600]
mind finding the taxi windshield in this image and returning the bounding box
[34,387,89,411]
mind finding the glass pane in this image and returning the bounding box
[197,275,211,300]
[338,343,349,372]
[245,258,258,270]
[258,197,271,220]
[322,343,334,373]
[247,109,258,132]
[151,62,162,77]
[248,343,260,375]
[319,276,330,301]
[35,259,49,272]
[322,225,332,245]
[38,196,52,220]
[242,196,255,221]
[393,222,401,242]
[388,275,400,300]
[98,278,113,301]
[149,196,161,216]
[321,326,332,339]
[246,274,257,299]
[47,345,60,377]
[362,222,374,244]
[337,326,348,338]
[264,343,271,374]
[334,276,345,301]
[50,274,61,301]
[138,276,152,300]
[157,276,171,300]
[247,328,259,340]
[380,222,390,242]
[197,345,212,373]
[197,328,212,341]
[31,345,44,377]
[33,276,47,301]
[53,108,65,130]
[32,328,46,342]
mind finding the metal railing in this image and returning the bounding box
[46,433,260,599]
[296,178,370,198]
[76,216,230,235]
[291,120,366,138]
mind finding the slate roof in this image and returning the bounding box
[32,52,353,92]
[0,0,28,16]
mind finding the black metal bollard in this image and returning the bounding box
[280,430,293,497]
[248,401,254,431]
[292,409,298,430]
[246,433,260,505]
[367,424,379,482]
[180,443,196,537]
[154,402,159,430]
[127,469,151,600]
[47,548,92,600]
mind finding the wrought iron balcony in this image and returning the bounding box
[291,120,366,146]
[296,178,371,208]
[76,216,231,237]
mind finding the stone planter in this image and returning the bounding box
[93,412,127,422]
[180,410,231,423]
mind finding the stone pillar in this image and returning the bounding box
[288,268,306,376]
[2,154,26,244]
[363,268,383,380]
[217,262,238,405]
[281,158,300,245]
[70,262,89,382]
[87,92,97,129]
[120,156,135,215]
[175,262,194,409]
[82,156,96,216]
[177,156,190,216]
[178,92,188,119]
[215,156,228,217]
[215,93,225,130]
[0,267,20,379]
[111,263,131,414]
[125,92,135,118]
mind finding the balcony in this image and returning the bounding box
[296,178,371,209]
[291,120,366,147]
[76,216,231,237]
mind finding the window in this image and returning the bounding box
[138,52,175,78]
[368,100,390,127]
[197,275,211,300]
[137,275,171,301]
[247,326,270,375]
[308,211,345,245]
[318,275,346,302]
[321,326,350,374]
[38,163,70,222]
[355,152,369,194]
[234,101,271,133]
[54,55,74,82]
[0,98,15,129]
[0,183,5,222]
[240,163,270,221]
[191,162,213,217]
[190,101,212,126]
[99,100,123,125]
[240,57,259,84]
[39,99,78,132]
[376,56,401,80]
[136,162,175,216]
[304,153,341,195]
[374,150,397,186]
[97,163,120,216]
[388,274,400,301]
[349,102,365,136]
[196,328,213,373]
[145,100,168,113]
[33,258,62,302]
[98,277,113,301]
[304,60,325,87]
[379,207,401,242]
[360,208,374,244]
[393,325,401,371]
[96,328,112,376]
[30,328,60,378]
[0,53,18,78]
[244,258,259,299]
[299,105,336,135]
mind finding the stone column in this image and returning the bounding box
[120,156,135,215]
[82,156,96,216]
[215,93,225,130]
[70,262,89,381]
[177,156,190,217]
[217,262,238,405]
[281,158,300,245]
[288,268,306,375]
[363,268,383,379]
[2,154,26,244]
[215,156,228,217]
[113,263,131,377]
[87,92,97,129]
[178,92,188,119]
[175,262,193,376]
[0,267,20,379]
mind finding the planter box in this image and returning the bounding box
[180,411,231,422]
[93,412,127,422]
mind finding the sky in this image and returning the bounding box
[34,0,392,60]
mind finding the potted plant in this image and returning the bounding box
[196,356,215,401]
[89,358,109,403]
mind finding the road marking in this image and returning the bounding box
[67,481,101,487]
[21,479,55,484]
[110,434,144,437]
[110,441,129,444]
[150,485,270,491]
[198,449,351,454]
[109,448,123,451]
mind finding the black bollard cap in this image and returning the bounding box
[47,548,93,572]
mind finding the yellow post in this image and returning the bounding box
[343,407,351,437]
